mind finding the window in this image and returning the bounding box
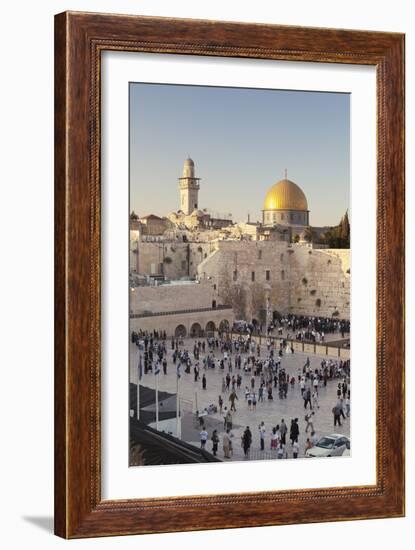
[213,284,217,290]
[251,271,255,282]
[281,213,285,221]
[233,270,237,281]
[266,270,270,281]
[281,270,285,280]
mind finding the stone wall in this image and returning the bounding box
[197,240,291,320]
[288,245,350,318]
[131,281,218,315]
[132,238,350,321]
[133,240,217,279]
[197,241,350,320]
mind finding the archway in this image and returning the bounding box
[174,324,187,338]
[205,321,216,335]
[190,322,203,337]
[219,319,230,333]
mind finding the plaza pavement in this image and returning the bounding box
[129,336,350,462]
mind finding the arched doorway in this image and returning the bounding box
[205,321,216,335]
[174,325,187,338]
[190,322,202,337]
[219,319,230,333]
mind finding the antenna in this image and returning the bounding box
[284,168,288,179]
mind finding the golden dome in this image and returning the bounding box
[263,178,308,211]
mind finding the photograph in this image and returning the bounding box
[128,82,351,466]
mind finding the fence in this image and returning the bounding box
[219,331,350,360]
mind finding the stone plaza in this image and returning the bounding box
[130,335,350,462]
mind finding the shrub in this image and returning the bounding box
[310,289,316,296]
[164,257,172,264]
[302,277,308,285]
[315,298,322,307]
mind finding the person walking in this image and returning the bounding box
[225,410,233,431]
[218,395,224,414]
[211,430,219,456]
[242,426,252,458]
[312,390,319,409]
[277,441,285,459]
[202,373,207,390]
[200,427,208,449]
[280,419,287,445]
[270,427,278,450]
[345,392,351,417]
[333,402,342,426]
[290,418,300,444]
[305,438,313,454]
[229,390,238,412]
[223,429,232,459]
[303,387,312,410]
[258,421,266,451]
[305,411,315,433]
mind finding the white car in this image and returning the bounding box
[305,434,350,458]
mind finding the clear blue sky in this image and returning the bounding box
[130,83,349,226]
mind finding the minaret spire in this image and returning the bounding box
[284,168,288,179]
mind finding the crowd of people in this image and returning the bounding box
[239,314,350,344]
[131,328,350,461]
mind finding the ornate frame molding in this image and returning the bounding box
[55,11,404,538]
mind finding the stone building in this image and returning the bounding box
[129,158,350,332]
[262,171,310,230]
[178,157,200,215]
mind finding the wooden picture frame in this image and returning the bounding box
[54,11,405,538]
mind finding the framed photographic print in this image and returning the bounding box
[54,11,405,538]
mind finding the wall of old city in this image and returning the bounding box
[132,240,218,279]
[288,245,350,318]
[197,240,291,320]
[131,281,218,315]
[197,241,350,320]
[131,238,350,321]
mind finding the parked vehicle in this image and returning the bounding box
[305,434,350,458]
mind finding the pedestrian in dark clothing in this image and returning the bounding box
[303,387,312,409]
[290,418,300,444]
[211,430,219,456]
[242,426,252,458]
[202,374,207,390]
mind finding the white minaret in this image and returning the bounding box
[178,158,200,215]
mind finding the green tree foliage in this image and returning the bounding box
[318,210,350,248]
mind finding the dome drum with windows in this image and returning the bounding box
[262,172,309,227]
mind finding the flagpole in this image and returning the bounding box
[176,370,180,437]
[137,352,141,421]
[155,369,159,430]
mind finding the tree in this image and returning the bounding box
[303,226,315,243]
[340,210,350,247]
[293,233,300,243]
